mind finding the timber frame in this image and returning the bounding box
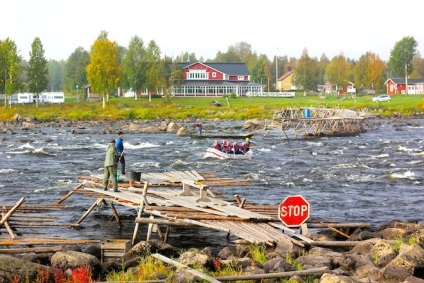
[1,170,373,253]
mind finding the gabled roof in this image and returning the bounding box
[385,78,424,85]
[278,70,294,81]
[176,61,251,76]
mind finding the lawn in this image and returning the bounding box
[0,93,423,121]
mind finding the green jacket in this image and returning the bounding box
[104,143,119,167]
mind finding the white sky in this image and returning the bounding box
[2,0,423,62]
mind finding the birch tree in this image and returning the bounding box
[27,37,48,107]
[0,38,23,108]
[86,37,122,108]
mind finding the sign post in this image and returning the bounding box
[278,195,310,227]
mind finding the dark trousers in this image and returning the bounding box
[119,154,125,175]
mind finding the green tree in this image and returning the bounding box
[410,51,424,79]
[317,53,330,85]
[0,38,23,107]
[293,48,318,94]
[122,35,146,100]
[27,37,48,107]
[250,59,266,85]
[65,47,90,99]
[324,54,352,94]
[388,36,418,77]
[353,52,386,91]
[145,40,163,97]
[86,37,122,108]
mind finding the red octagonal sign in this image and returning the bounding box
[278,195,310,227]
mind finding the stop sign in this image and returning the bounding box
[278,195,310,227]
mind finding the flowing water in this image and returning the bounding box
[1,119,423,248]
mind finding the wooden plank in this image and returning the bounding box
[269,223,314,244]
[191,170,205,181]
[151,253,222,283]
[0,246,62,254]
[184,171,201,181]
[0,197,25,225]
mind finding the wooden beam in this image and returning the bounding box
[109,201,122,227]
[0,197,25,225]
[1,213,15,239]
[135,218,191,226]
[0,246,62,254]
[76,198,100,225]
[215,267,328,281]
[56,182,86,204]
[132,182,148,246]
[151,253,222,283]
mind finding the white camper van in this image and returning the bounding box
[17,93,36,103]
[40,92,65,104]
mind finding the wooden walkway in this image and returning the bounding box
[1,170,371,253]
[70,170,315,246]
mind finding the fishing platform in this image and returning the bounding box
[256,107,375,139]
[1,170,371,254]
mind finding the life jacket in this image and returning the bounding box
[215,144,222,150]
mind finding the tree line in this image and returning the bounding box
[1,31,423,108]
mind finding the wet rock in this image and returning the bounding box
[176,126,189,136]
[178,250,212,269]
[378,244,424,282]
[320,273,359,283]
[370,240,397,267]
[51,250,101,277]
[358,231,382,240]
[0,255,54,282]
[218,246,237,259]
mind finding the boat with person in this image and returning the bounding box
[204,148,252,160]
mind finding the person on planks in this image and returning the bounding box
[115,131,125,177]
[102,139,120,192]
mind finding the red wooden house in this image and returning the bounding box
[340,81,356,94]
[172,62,262,97]
[385,78,424,95]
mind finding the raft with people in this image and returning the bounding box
[204,138,253,160]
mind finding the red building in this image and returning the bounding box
[385,78,424,95]
[172,62,262,97]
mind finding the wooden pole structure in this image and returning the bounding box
[132,182,148,246]
[215,267,328,281]
[164,226,170,243]
[0,197,25,225]
[109,201,122,227]
[319,222,350,239]
[151,253,222,283]
[76,198,101,225]
[56,182,86,204]
[1,212,15,239]
[146,215,155,241]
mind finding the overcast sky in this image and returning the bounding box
[2,0,423,63]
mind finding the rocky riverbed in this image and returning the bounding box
[1,220,424,282]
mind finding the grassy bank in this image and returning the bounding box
[1,93,423,121]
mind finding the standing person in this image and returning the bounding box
[115,131,125,177]
[102,139,120,192]
[195,121,202,135]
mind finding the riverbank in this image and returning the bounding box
[1,220,424,282]
[1,94,424,122]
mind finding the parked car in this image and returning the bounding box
[372,95,391,102]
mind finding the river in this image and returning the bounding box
[0,118,423,248]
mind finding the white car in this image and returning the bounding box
[372,95,391,102]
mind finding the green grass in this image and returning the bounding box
[1,93,423,121]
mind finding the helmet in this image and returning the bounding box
[245,137,250,141]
